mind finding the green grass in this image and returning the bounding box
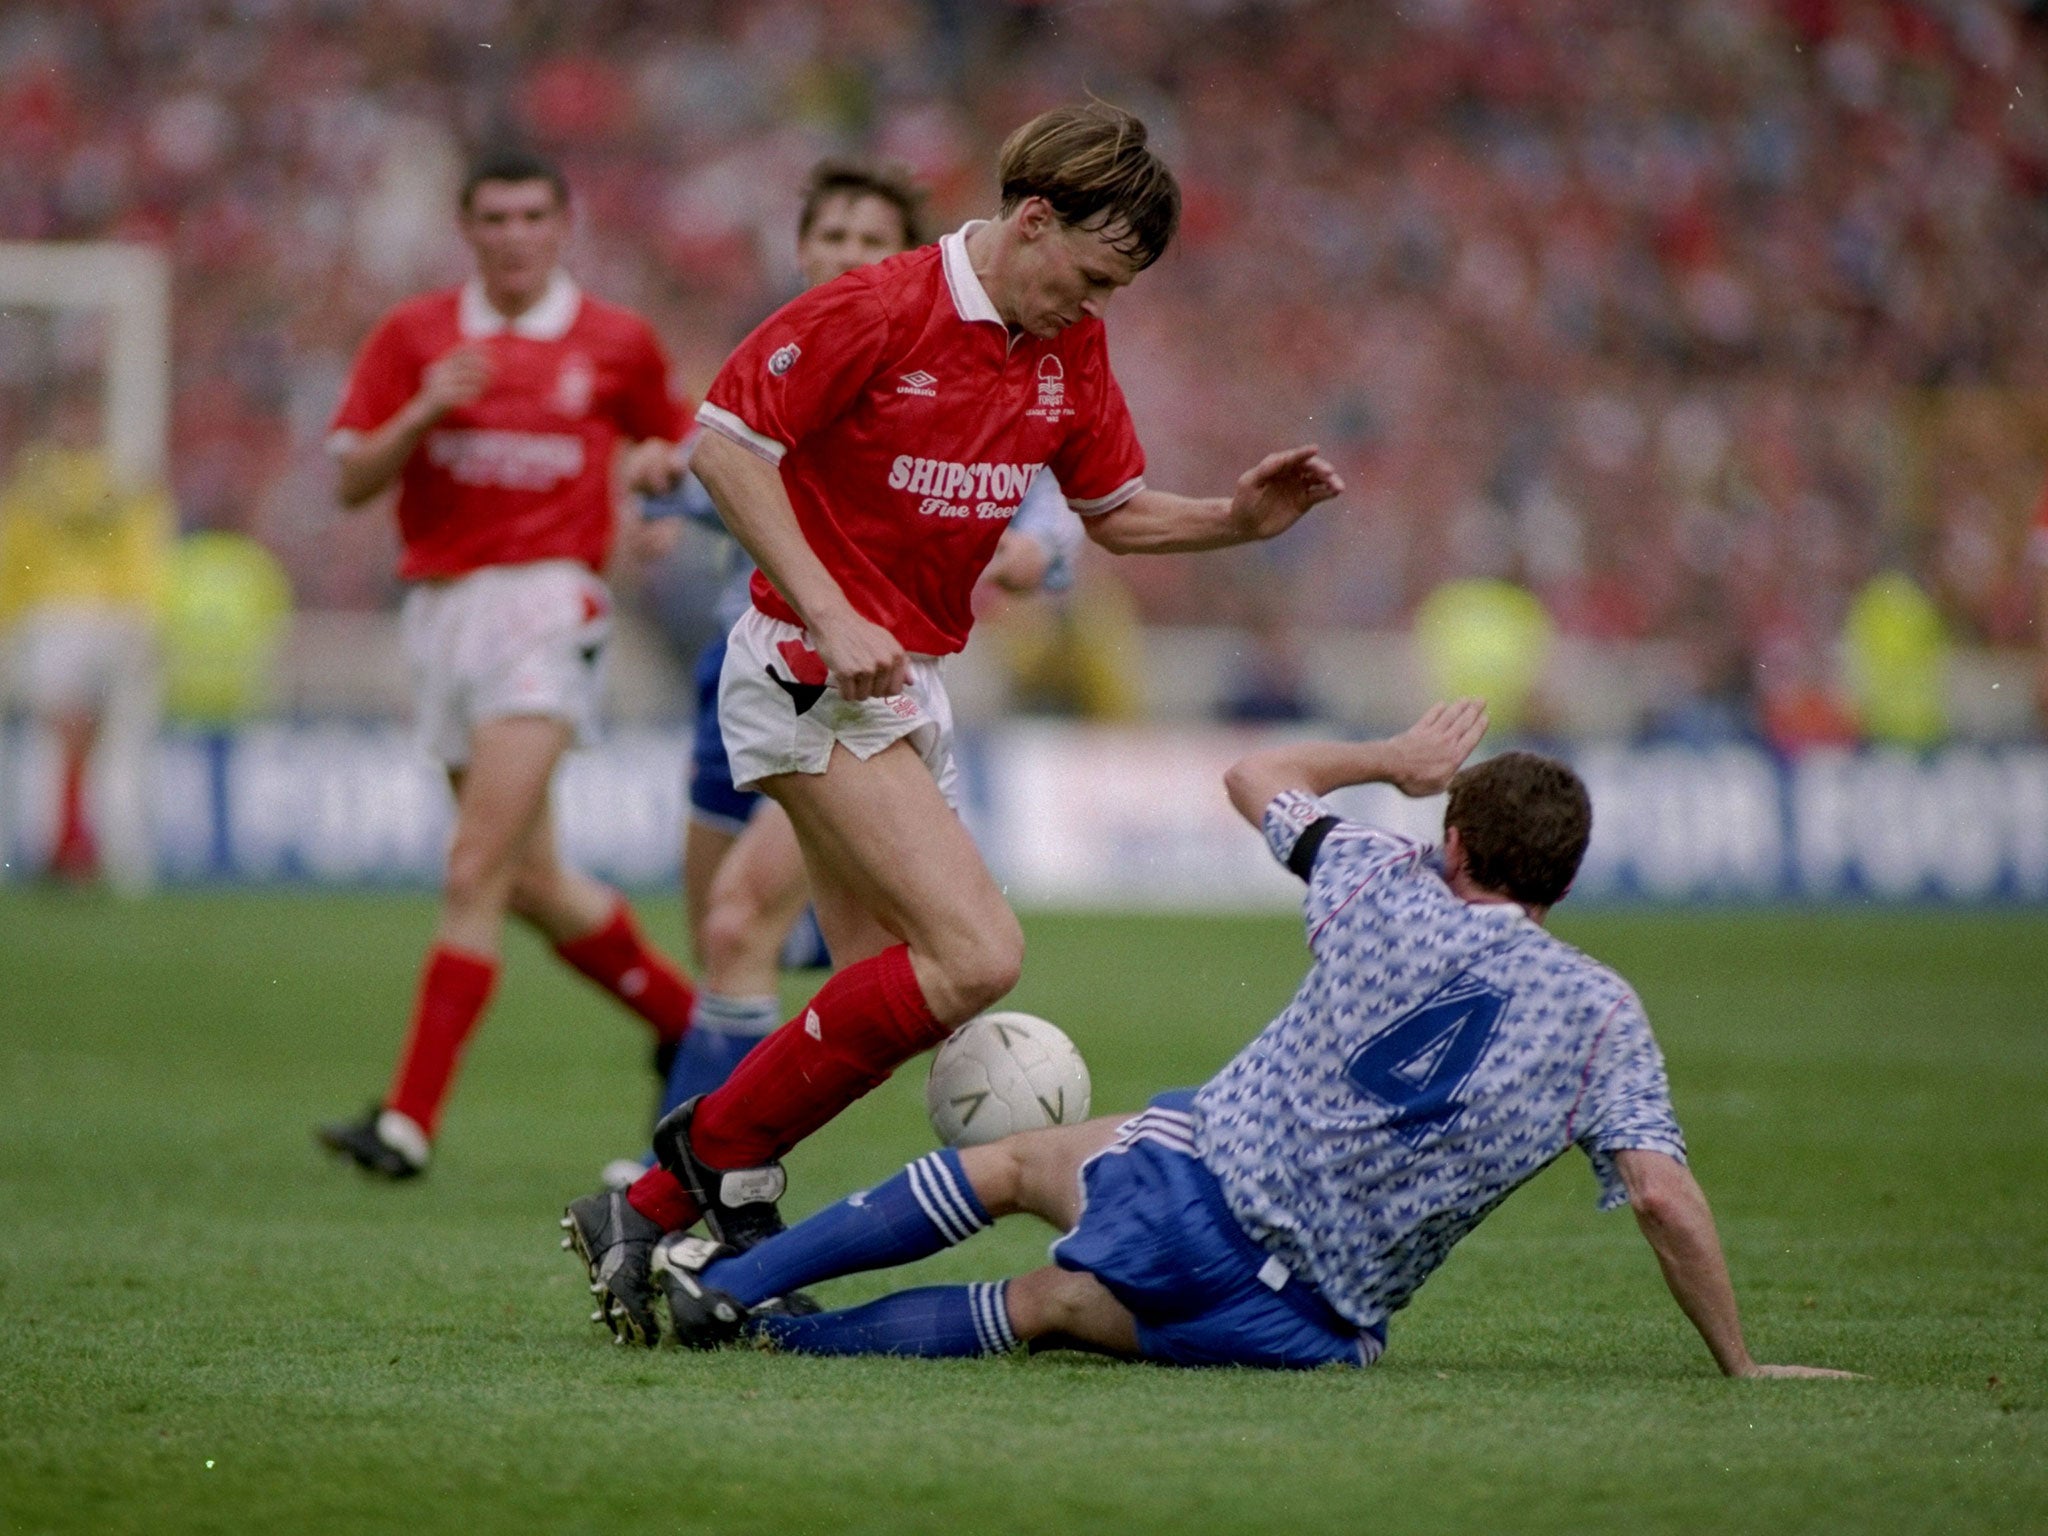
[1,894,2043,1535]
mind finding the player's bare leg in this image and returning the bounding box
[435,714,575,955]
[638,738,1019,1247]
[317,714,567,1177]
[505,800,616,942]
[506,797,699,1065]
[1002,1266,1141,1356]
[957,1117,1128,1228]
[680,818,738,966]
[696,801,810,998]
[767,739,1022,1024]
[655,1117,1141,1356]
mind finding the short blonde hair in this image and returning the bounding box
[998,103,1181,270]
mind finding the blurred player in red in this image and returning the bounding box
[318,148,698,1178]
[565,104,1344,1339]
[2032,477,2048,732]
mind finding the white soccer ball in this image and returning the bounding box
[925,1011,1091,1148]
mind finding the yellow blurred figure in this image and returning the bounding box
[161,531,293,726]
[1412,579,1555,736]
[1842,572,1948,748]
[0,429,172,887]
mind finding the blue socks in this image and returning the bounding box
[704,1148,992,1308]
[752,1282,1018,1358]
[658,993,781,1120]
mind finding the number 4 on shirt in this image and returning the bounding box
[1344,976,1507,1144]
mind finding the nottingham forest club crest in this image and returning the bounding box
[1028,354,1071,422]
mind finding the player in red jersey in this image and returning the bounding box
[564,105,1343,1341]
[317,148,701,1179]
[2031,479,2048,731]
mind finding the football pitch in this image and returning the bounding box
[2,893,2043,1535]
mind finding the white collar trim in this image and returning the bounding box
[458,271,581,341]
[939,222,1005,327]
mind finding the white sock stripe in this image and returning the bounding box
[969,1281,1017,1354]
[921,1153,988,1237]
[967,1283,995,1353]
[907,1156,977,1244]
[905,1159,964,1242]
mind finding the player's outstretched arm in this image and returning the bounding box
[692,429,907,699]
[1613,1149,1862,1380]
[1084,446,1344,554]
[1222,699,1489,829]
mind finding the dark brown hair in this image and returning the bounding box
[460,147,569,212]
[997,103,1181,270]
[797,159,929,248]
[1445,752,1592,910]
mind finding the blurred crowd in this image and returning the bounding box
[3,0,2047,736]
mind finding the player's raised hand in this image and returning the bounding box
[622,438,687,497]
[811,607,909,701]
[418,344,492,417]
[1384,697,1490,797]
[1227,445,1345,541]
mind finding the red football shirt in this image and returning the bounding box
[697,224,1147,656]
[330,274,688,581]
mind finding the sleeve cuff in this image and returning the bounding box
[1066,476,1145,515]
[697,403,788,465]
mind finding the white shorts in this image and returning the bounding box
[7,606,153,713]
[401,561,610,768]
[718,606,960,810]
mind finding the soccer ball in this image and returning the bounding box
[925,1011,1091,1148]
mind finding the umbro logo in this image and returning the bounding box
[896,370,937,397]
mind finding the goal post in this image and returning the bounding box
[0,240,171,892]
[0,240,171,491]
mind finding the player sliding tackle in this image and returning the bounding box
[563,102,1345,1341]
[632,701,1856,1378]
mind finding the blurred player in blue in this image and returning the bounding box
[633,161,1083,1159]
[632,700,1855,1378]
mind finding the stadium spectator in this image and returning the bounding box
[6,2,2046,733]
[560,103,1342,1339]
[623,700,1855,1379]
[315,148,699,1179]
[633,157,1086,1166]
[0,382,170,889]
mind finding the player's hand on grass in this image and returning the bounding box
[1227,445,1344,541]
[813,607,908,701]
[1734,1362,1868,1380]
[417,343,492,418]
[1383,698,1490,796]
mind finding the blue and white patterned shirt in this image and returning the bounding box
[1193,790,1687,1333]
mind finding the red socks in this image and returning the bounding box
[50,743,95,878]
[387,944,499,1136]
[691,944,944,1168]
[554,900,695,1044]
[627,1166,701,1230]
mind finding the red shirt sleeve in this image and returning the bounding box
[1048,338,1146,513]
[330,311,420,438]
[698,279,893,463]
[615,319,692,442]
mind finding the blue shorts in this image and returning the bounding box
[688,634,760,832]
[1051,1092,1382,1370]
